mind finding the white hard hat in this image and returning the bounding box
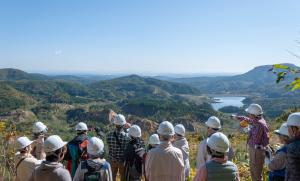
[274,123,289,137]
[113,114,126,126]
[75,122,88,131]
[16,136,33,150]
[128,125,142,138]
[245,104,263,116]
[207,132,230,153]
[148,134,160,145]
[287,112,300,127]
[87,137,104,156]
[32,121,47,133]
[174,124,186,136]
[157,121,175,136]
[205,116,221,129]
[44,135,67,153]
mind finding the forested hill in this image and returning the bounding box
[172,63,300,97]
[89,74,201,101]
[0,69,217,135]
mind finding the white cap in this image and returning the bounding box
[44,135,67,153]
[287,112,300,127]
[207,132,230,153]
[32,121,47,133]
[87,137,104,156]
[75,122,88,131]
[274,123,289,137]
[245,104,263,116]
[205,116,221,129]
[16,136,33,150]
[148,134,160,145]
[174,124,186,136]
[128,125,142,138]
[157,121,175,136]
[113,114,126,126]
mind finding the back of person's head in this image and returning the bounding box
[207,132,230,158]
[44,135,67,162]
[174,124,186,137]
[32,121,48,138]
[274,123,289,143]
[128,125,142,138]
[205,116,221,130]
[87,137,104,158]
[113,114,126,126]
[75,122,88,135]
[157,121,175,141]
[16,136,33,153]
[148,134,160,147]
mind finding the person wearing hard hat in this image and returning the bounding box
[196,116,221,169]
[148,134,160,150]
[31,121,48,160]
[124,125,145,181]
[285,112,300,181]
[232,103,269,181]
[64,122,89,178]
[193,132,239,181]
[265,123,289,181]
[29,135,71,181]
[144,134,160,181]
[73,137,113,181]
[145,121,184,181]
[107,114,130,181]
[173,124,190,181]
[15,136,41,181]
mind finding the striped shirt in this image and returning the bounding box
[107,130,130,161]
[236,116,269,147]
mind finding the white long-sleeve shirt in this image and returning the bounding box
[196,138,211,169]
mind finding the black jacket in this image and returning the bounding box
[285,137,300,181]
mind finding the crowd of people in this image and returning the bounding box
[14,103,300,181]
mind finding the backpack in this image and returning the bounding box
[81,160,109,181]
[67,138,89,177]
[126,145,145,180]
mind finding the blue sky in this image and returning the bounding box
[0,0,300,74]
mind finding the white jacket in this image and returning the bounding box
[146,141,184,181]
[173,137,190,179]
[196,138,211,169]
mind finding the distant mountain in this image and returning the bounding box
[89,74,201,101]
[0,68,48,81]
[173,64,300,98]
[0,68,118,83]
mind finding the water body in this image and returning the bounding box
[211,96,246,111]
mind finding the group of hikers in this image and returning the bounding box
[14,103,300,181]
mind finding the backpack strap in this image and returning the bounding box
[15,157,26,175]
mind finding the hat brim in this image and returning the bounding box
[274,130,289,137]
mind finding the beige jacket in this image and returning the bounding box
[145,141,184,181]
[196,138,211,169]
[268,151,286,171]
[15,153,41,181]
[73,158,113,181]
[29,161,72,181]
[31,136,46,160]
